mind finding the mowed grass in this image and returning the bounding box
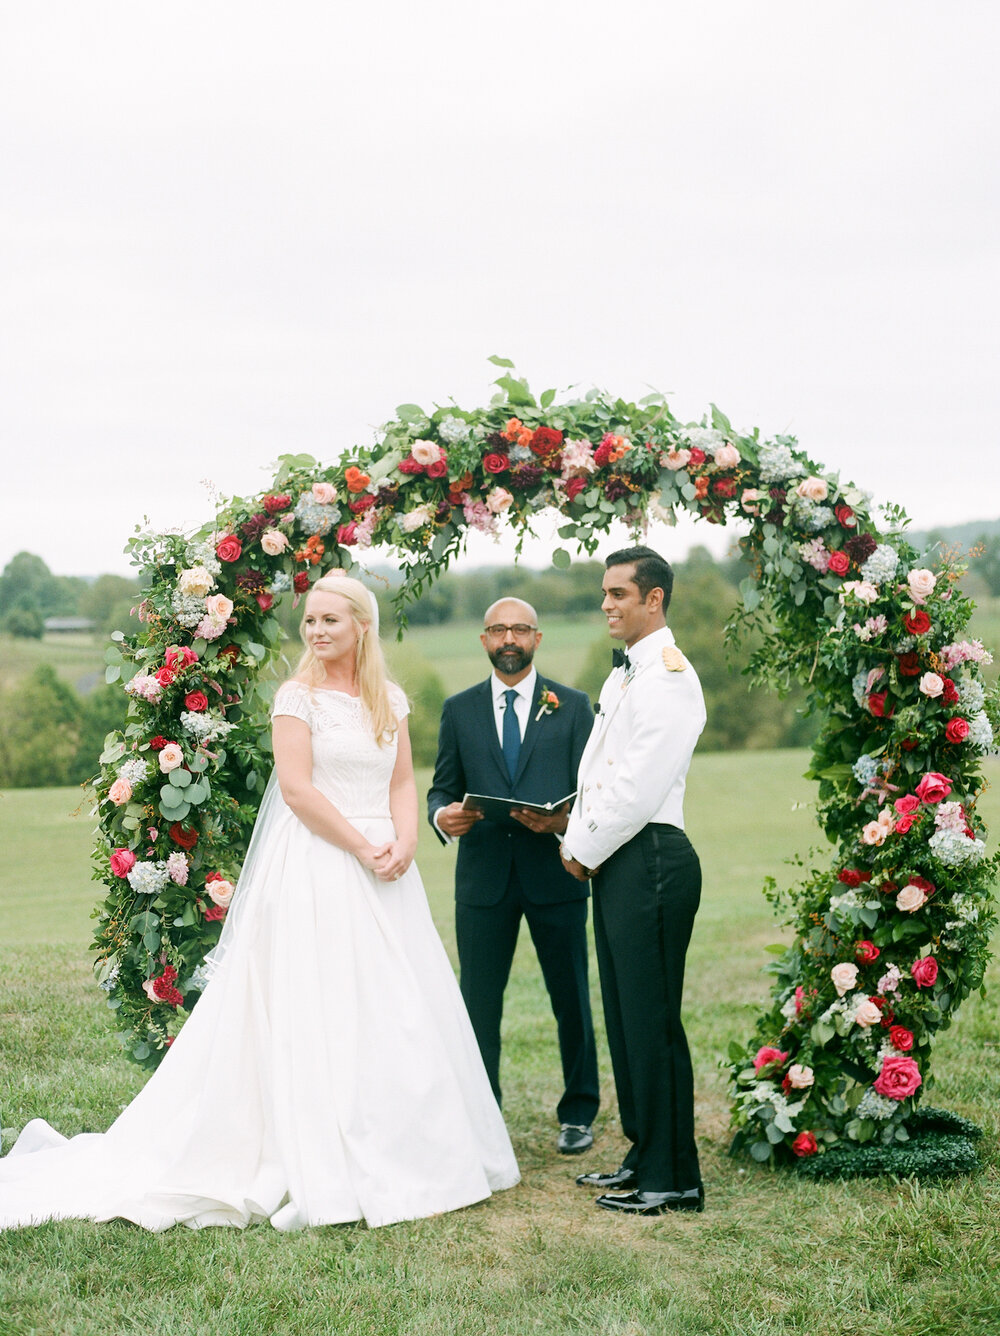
[1,756,999,1336]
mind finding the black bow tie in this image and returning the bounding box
[612,648,631,670]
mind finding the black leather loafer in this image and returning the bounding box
[558,1123,594,1155]
[595,1188,704,1215]
[575,1165,636,1190]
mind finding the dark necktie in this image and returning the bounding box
[502,688,521,780]
[611,648,631,670]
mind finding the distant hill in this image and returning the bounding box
[907,516,1000,552]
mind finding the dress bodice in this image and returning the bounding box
[272,680,408,818]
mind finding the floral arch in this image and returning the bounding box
[93,360,998,1177]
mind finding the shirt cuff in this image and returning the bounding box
[432,807,456,845]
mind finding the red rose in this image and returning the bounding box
[903,610,931,636]
[713,477,737,498]
[483,452,510,474]
[255,592,274,611]
[910,956,938,988]
[564,476,588,502]
[909,875,935,895]
[293,572,310,593]
[897,653,921,676]
[855,940,880,964]
[868,692,889,717]
[337,522,358,547]
[838,868,862,887]
[184,691,209,712]
[835,504,857,528]
[873,1054,922,1100]
[216,535,243,563]
[688,447,707,465]
[880,880,898,894]
[827,550,850,576]
[262,492,291,514]
[889,1025,914,1052]
[168,822,199,850]
[894,813,916,833]
[945,716,970,744]
[900,738,919,751]
[349,493,376,514]
[915,772,952,804]
[426,458,448,478]
[531,426,563,454]
[204,870,224,882]
[109,847,136,878]
[941,677,959,704]
[398,454,425,475]
[149,735,168,751]
[791,1132,818,1157]
[154,666,176,687]
[204,903,227,921]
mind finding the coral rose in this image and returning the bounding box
[110,848,136,878]
[261,528,290,555]
[216,535,243,563]
[791,1132,818,1157]
[663,448,692,471]
[910,956,938,988]
[311,482,338,504]
[787,1063,814,1089]
[854,999,883,1028]
[796,476,829,502]
[714,443,741,468]
[915,772,952,804]
[207,877,236,907]
[918,672,944,698]
[205,594,234,620]
[108,778,132,805]
[411,439,444,467]
[894,794,920,816]
[873,1054,922,1100]
[907,569,936,604]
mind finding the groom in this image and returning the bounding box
[428,597,600,1154]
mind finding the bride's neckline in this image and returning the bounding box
[293,678,361,698]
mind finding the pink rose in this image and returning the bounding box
[831,962,859,995]
[662,448,691,471]
[714,443,741,468]
[873,1054,922,1100]
[896,883,928,913]
[740,488,764,514]
[894,813,917,834]
[910,956,939,988]
[915,772,952,804]
[311,482,338,504]
[854,999,883,1028]
[108,778,132,805]
[207,877,236,908]
[204,594,234,621]
[158,743,185,773]
[110,847,136,878]
[164,645,198,671]
[861,819,889,846]
[154,666,176,687]
[827,550,850,576]
[255,592,274,611]
[486,486,514,514]
[907,568,936,604]
[893,794,920,816]
[216,535,243,563]
[411,439,445,466]
[260,529,290,556]
[337,522,359,546]
[753,1045,788,1071]
[796,476,829,502]
[786,1063,814,1089]
[918,672,944,698]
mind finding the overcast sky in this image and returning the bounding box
[2,1,998,580]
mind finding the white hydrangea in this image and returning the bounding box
[437,415,470,444]
[185,540,222,577]
[928,828,986,867]
[758,443,805,485]
[956,677,985,714]
[680,426,726,454]
[126,861,170,895]
[118,758,148,786]
[860,544,900,585]
[857,1088,898,1121]
[967,711,995,753]
[180,711,235,744]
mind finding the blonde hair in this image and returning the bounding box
[293,575,399,745]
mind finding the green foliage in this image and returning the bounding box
[384,642,446,767]
[0,665,83,786]
[1,603,44,638]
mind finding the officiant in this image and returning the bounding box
[427,597,600,1154]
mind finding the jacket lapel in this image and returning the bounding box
[512,676,547,785]
[477,680,509,783]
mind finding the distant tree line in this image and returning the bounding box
[0,551,139,639]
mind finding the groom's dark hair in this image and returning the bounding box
[604,546,674,613]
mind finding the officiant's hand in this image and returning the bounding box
[511,802,570,835]
[436,802,484,837]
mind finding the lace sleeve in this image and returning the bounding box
[387,682,410,723]
[272,680,312,725]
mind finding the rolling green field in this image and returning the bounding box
[1,756,999,1336]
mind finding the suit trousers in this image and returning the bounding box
[593,822,702,1192]
[455,866,600,1127]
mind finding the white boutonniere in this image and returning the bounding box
[535,688,560,721]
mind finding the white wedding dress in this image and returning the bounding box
[0,681,519,1231]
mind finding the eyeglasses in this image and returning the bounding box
[484,623,537,638]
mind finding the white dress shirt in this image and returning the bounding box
[490,667,536,747]
[562,626,705,870]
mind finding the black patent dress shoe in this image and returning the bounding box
[558,1123,594,1155]
[575,1165,637,1190]
[595,1188,704,1215]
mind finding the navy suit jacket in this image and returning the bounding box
[427,674,594,906]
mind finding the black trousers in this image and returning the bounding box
[593,823,702,1192]
[456,867,600,1127]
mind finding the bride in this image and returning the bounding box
[0,574,519,1231]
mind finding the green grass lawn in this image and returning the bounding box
[1,756,999,1335]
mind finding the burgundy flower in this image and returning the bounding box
[844,533,877,564]
[240,512,270,543]
[236,570,268,596]
[293,572,310,593]
[898,652,921,676]
[509,464,544,491]
[262,492,291,515]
